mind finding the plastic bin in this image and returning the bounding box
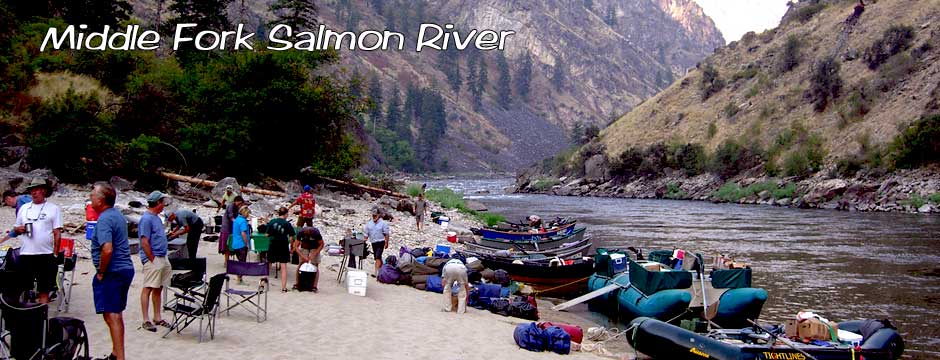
[347,270,367,296]
[434,244,452,255]
[85,222,97,240]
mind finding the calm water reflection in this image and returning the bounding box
[423,178,940,358]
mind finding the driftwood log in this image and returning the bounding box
[160,172,287,197]
[316,176,409,199]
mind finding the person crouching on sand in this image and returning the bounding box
[441,258,469,314]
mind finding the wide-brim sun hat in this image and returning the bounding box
[25,177,52,193]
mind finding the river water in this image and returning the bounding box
[423,178,940,359]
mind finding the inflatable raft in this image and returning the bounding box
[627,316,904,360]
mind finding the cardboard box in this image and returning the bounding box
[785,319,799,338]
[641,262,662,272]
[797,318,837,340]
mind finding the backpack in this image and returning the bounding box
[542,326,572,354]
[377,265,401,284]
[513,322,545,352]
[425,275,444,293]
[538,322,583,344]
[384,255,398,268]
[46,317,89,360]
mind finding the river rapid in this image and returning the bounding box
[422,178,940,359]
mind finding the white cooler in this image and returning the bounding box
[347,270,368,296]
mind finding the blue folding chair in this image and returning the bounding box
[222,260,269,323]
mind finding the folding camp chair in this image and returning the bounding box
[222,261,269,323]
[337,235,366,283]
[0,295,48,360]
[163,273,225,343]
[164,258,208,308]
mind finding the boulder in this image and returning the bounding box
[802,179,849,205]
[463,199,487,212]
[109,176,135,192]
[554,186,572,196]
[919,204,933,213]
[282,180,304,198]
[337,208,356,216]
[376,195,398,209]
[397,198,416,215]
[584,154,609,182]
[211,177,241,201]
[318,197,341,209]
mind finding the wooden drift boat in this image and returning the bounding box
[463,236,592,256]
[472,256,595,298]
[459,240,593,264]
[475,227,586,251]
[474,220,577,241]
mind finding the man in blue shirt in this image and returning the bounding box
[90,182,134,360]
[3,190,32,214]
[364,209,390,276]
[138,191,172,332]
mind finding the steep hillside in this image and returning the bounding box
[516,0,940,214]
[601,0,939,161]
[129,0,724,172]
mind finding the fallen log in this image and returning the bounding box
[316,176,408,199]
[159,172,287,197]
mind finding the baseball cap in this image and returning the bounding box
[303,185,312,192]
[147,191,168,204]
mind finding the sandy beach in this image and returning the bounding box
[2,184,634,360]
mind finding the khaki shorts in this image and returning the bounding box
[142,256,172,289]
[297,248,321,265]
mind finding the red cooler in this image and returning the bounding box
[446,231,457,243]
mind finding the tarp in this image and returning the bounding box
[710,268,752,289]
[629,261,692,295]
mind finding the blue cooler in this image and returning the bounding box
[434,244,452,255]
[85,221,97,240]
[610,253,627,274]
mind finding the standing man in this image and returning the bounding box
[2,189,32,214]
[363,209,389,276]
[220,195,245,257]
[293,226,324,292]
[288,185,316,228]
[138,191,172,332]
[90,182,134,360]
[441,258,469,314]
[218,185,237,212]
[7,178,62,304]
[167,208,204,259]
[266,207,296,292]
[414,193,429,232]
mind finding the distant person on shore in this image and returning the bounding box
[138,191,172,332]
[220,195,245,258]
[266,207,296,292]
[3,178,62,304]
[90,182,134,360]
[441,258,469,314]
[2,189,32,214]
[167,208,204,259]
[288,185,316,228]
[414,193,429,232]
[364,209,389,276]
[218,185,238,212]
[294,226,324,292]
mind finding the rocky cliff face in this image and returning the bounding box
[129,0,723,172]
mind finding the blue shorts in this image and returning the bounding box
[92,268,135,314]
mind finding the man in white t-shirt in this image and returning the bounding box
[12,177,63,304]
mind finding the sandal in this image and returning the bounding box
[281,288,289,293]
[154,319,171,328]
[312,287,318,293]
[142,321,157,332]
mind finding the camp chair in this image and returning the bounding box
[55,239,77,313]
[222,260,269,323]
[163,273,225,343]
[337,234,367,283]
[0,295,48,360]
[164,258,208,308]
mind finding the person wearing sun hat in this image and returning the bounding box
[6,177,62,304]
[138,191,173,332]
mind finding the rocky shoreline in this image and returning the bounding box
[514,167,940,214]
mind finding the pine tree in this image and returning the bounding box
[416,89,447,170]
[270,0,318,30]
[386,88,402,136]
[605,3,617,26]
[349,68,363,99]
[515,52,533,100]
[583,0,593,11]
[440,49,462,93]
[367,75,384,128]
[552,58,566,90]
[496,52,512,107]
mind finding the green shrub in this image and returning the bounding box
[425,188,466,210]
[864,25,915,70]
[732,68,758,82]
[405,183,423,197]
[611,147,644,179]
[808,57,843,111]
[475,212,507,227]
[665,182,686,199]
[874,53,916,92]
[712,181,796,202]
[709,139,762,179]
[723,102,740,118]
[835,156,864,177]
[772,183,797,199]
[888,115,940,169]
[671,143,707,176]
[776,35,803,74]
[707,122,718,139]
[902,194,926,209]
[700,63,725,100]
[352,173,372,186]
[928,193,940,204]
[783,134,826,177]
[531,178,560,191]
[837,85,874,128]
[791,3,826,23]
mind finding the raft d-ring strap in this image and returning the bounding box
[851,346,855,360]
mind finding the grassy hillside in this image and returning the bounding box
[599,0,939,174]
